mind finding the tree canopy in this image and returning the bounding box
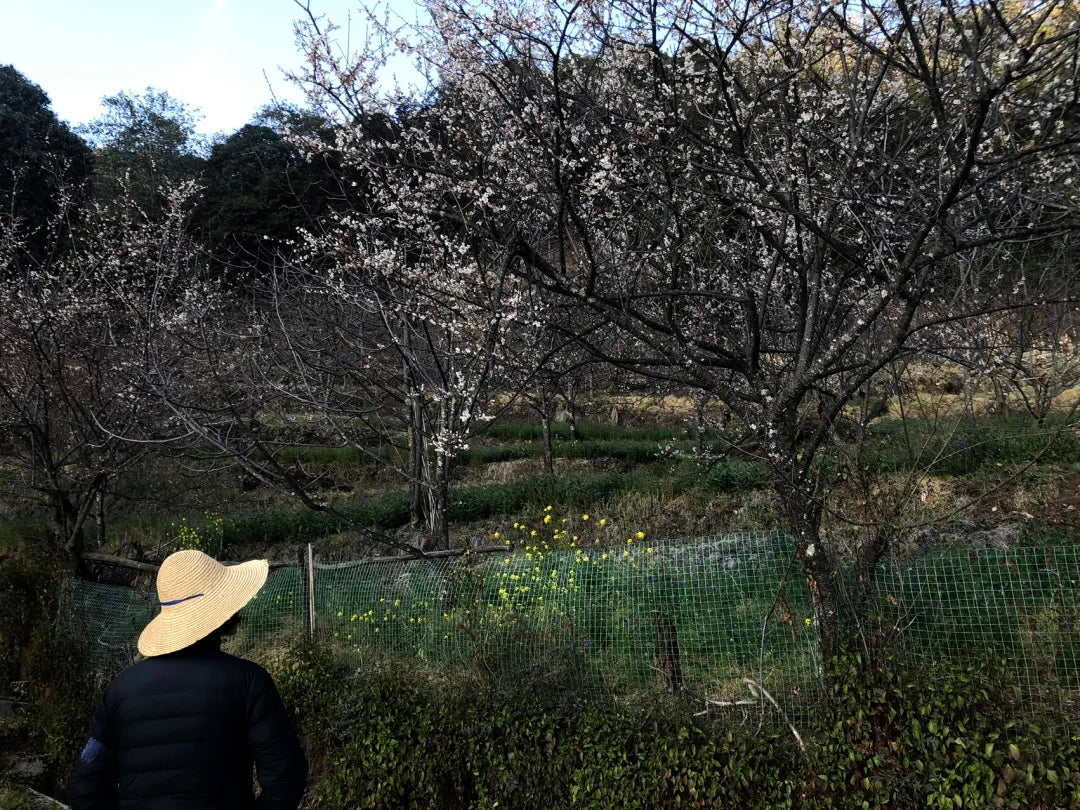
[79,88,206,216]
[0,65,91,266]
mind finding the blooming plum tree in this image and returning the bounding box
[289,0,1080,652]
[0,183,203,570]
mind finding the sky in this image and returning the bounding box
[2,0,424,138]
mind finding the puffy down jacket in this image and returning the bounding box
[68,639,307,810]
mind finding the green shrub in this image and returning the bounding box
[0,786,32,810]
[0,552,51,686]
[0,550,97,799]
[274,640,1080,809]
[278,647,803,809]
[20,621,96,797]
[807,650,1080,808]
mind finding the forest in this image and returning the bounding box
[3,0,1080,806]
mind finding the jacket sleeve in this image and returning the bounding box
[248,666,308,810]
[67,690,118,810]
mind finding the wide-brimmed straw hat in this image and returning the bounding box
[138,549,269,657]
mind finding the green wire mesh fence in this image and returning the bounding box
[872,543,1080,693]
[62,533,1080,723]
[310,531,818,714]
[61,565,304,680]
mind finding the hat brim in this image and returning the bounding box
[138,559,269,657]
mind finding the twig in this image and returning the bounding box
[743,678,806,752]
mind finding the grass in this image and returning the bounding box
[278,531,822,705]
[479,421,695,443]
[34,410,1072,561]
[859,412,1080,474]
[87,463,770,556]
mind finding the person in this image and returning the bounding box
[68,549,308,810]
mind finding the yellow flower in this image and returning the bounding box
[530,530,538,537]
[599,518,607,527]
[805,617,813,627]
[582,514,590,521]
[543,515,552,524]
[636,531,646,540]
[544,505,553,512]
[493,531,501,539]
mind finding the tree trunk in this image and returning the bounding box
[777,475,842,665]
[539,388,555,476]
[408,390,428,532]
[563,380,578,440]
[693,392,708,455]
[423,457,450,551]
[50,486,97,576]
[853,525,890,616]
[962,367,977,425]
[990,378,1009,416]
[96,486,106,546]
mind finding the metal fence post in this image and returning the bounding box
[298,546,310,638]
[306,543,316,640]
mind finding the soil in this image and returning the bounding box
[1034,471,1080,526]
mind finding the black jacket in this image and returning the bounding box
[68,639,307,810]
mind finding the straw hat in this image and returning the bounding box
[138,549,269,657]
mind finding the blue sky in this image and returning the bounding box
[2,0,422,137]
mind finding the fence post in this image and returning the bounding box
[298,546,310,638]
[306,543,316,640]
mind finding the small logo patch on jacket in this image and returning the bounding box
[80,737,104,764]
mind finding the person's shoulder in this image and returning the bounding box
[110,656,156,685]
[103,656,164,699]
[217,651,273,683]
[217,650,269,671]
